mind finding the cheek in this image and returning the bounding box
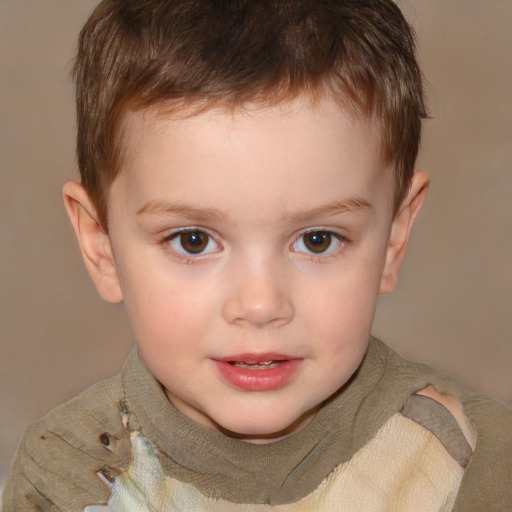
[121,262,221,346]
[309,258,382,315]
[300,255,384,349]
[125,284,206,378]
[127,285,187,339]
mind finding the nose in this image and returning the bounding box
[221,259,294,328]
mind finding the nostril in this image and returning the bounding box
[221,264,294,327]
[223,297,294,328]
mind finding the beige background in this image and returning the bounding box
[1,0,511,489]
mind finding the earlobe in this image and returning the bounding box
[379,171,430,295]
[62,181,123,303]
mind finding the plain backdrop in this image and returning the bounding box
[1,0,511,490]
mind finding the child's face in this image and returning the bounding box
[69,96,426,442]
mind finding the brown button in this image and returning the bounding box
[99,432,110,446]
[98,465,117,483]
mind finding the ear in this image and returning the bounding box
[379,171,430,295]
[62,181,123,303]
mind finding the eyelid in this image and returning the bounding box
[164,226,216,238]
[160,226,223,259]
[290,228,349,256]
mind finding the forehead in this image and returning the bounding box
[112,96,393,219]
[121,93,383,155]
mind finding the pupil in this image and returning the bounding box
[187,233,202,246]
[305,231,331,253]
[181,231,207,253]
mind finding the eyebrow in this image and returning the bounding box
[136,197,372,223]
[284,197,372,223]
[136,200,227,221]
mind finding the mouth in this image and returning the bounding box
[212,354,302,391]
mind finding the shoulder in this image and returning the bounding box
[27,372,130,460]
[400,387,476,468]
[370,336,512,427]
[3,373,132,512]
[453,391,512,511]
[370,338,512,510]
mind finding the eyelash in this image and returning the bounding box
[158,227,349,262]
[291,229,349,260]
[159,228,222,262]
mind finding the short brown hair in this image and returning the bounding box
[74,0,426,229]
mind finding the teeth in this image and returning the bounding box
[231,360,281,370]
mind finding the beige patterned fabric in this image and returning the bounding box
[83,413,464,512]
[4,338,512,511]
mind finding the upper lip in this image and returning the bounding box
[213,353,298,364]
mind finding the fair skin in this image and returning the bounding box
[63,96,429,443]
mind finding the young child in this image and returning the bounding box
[4,0,512,510]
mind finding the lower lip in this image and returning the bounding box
[212,359,302,391]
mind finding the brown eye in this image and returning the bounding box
[292,230,344,256]
[303,231,332,253]
[179,231,208,253]
[167,229,219,256]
